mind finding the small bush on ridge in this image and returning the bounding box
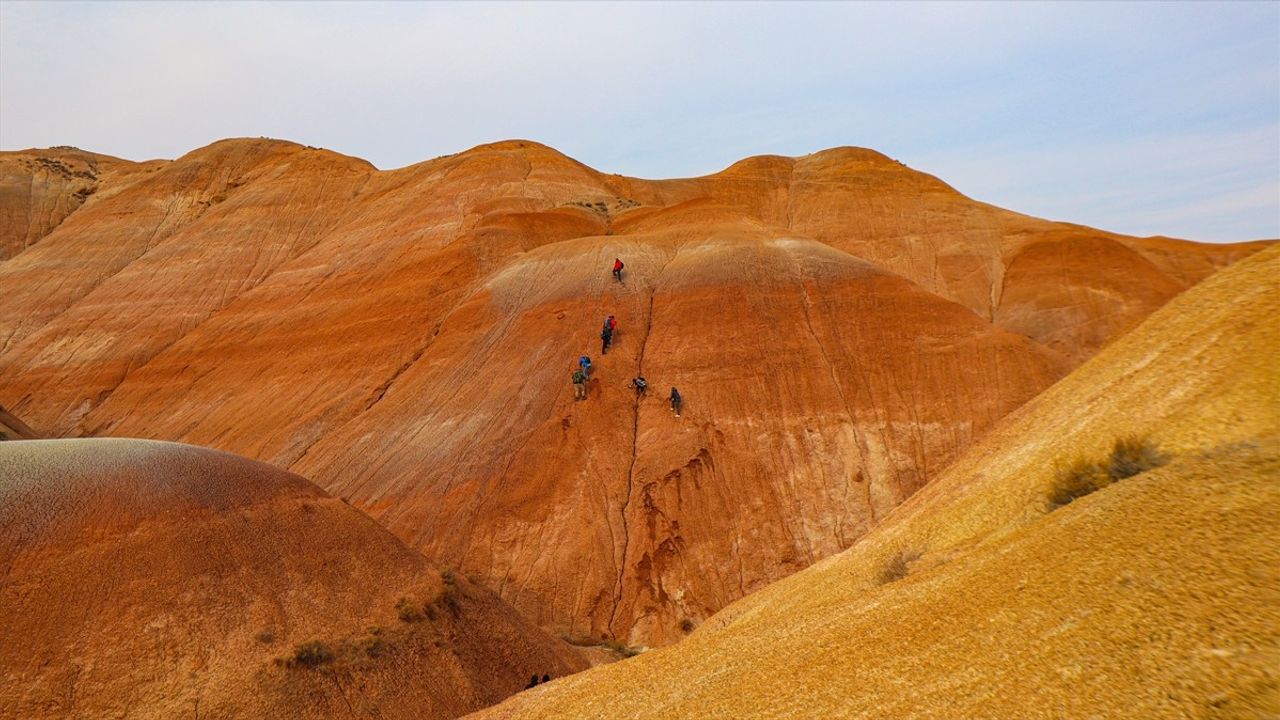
[291,640,334,668]
[1049,435,1169,510]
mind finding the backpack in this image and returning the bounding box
[634,378,647,390]
[573,370,586,384]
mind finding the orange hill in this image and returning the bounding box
[0,138,1270,645]
[0,439,585,719]
[471,245,1280,719]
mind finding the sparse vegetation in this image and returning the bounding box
[291,640,335,667]
[396,596,424,623]
[357,631,386,658]
[1049,435,1169,509]
[279,621,445,670]
[877,549,921,585]
[398,572,462,623]
[424,569,461,619]
[1049,457,1111,508]
[679,618,696,634]
[1109,435,1168,480]
[255,630,275,644]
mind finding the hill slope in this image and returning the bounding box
[0,439,585,719]
[0,138,1269,645]
[472,245,1280,718]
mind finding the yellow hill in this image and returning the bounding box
[472,246,1280,718]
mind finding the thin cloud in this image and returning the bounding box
[1,0,1275,241]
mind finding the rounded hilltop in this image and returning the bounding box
[0,438,586,720]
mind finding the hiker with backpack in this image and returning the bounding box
[630,376,648,398]
[612,258,624,282]
[601,324,613,354]
[572,368,588,400]
[669,387,682,417]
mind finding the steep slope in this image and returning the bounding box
[475,245,1280,719]
[0,439,585,719]
[0,146,157,261]
[0,138,1269,646]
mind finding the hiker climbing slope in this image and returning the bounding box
[612,258,624,282]
[601,315,617,354]
[572,368,587,400]
[669,387,682,417]
[630,376,647,398]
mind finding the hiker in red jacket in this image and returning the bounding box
[612,258,624,282]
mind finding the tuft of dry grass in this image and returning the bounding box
[396,597,424,623]
[877,549,921,585]
[290,640,334,668]
[1050,435,1169,510]
[431,570,461,616]
[1050,458,1112,508]
[358,632,386,658]
[1109,435,1168,480]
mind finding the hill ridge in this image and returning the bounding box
[0,137,1271,646]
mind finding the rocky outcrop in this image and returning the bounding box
[0,439,585,719]
[0,138,1269,645]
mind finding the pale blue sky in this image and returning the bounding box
[2,1,1276,241]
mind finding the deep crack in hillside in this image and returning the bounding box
[607,256,668,639]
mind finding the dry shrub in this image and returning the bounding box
[1050,435,1169,510]
[396,597,424,623]
[1050,458,1112,508]
[878,549,921,585]
[431,570,461,616]
[1109,435,1168,480]
[358,633,386,658]
[291,640,334,668]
